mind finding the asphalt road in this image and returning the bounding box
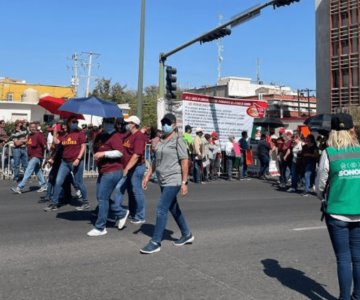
[0,177,338,300]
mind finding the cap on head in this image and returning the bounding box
[161,113,176,124]
[124,115,141,126]
[185,125,192,131]
[211,131,218,138]
[195,127,203,133]
[331,113,354,131]
[279,128,285,134]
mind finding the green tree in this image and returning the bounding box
[91,78,158,128]
[141,85,158,128]
[349,106,360,138]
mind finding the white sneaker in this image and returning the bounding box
[87,228,107,237]
[75,190,82,199]
[116,210,129,230]
[37,186,47,193]
[287,188,296,193]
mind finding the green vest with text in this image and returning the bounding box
[326,146,360,215]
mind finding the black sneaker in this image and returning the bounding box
[38,197,50,203]
[173,233,195,246]
[75,202,90,211]
[43,203,59,212]
[140,241,161,254]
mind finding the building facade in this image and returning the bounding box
[316,0,360,113]
[0,77,75,122]
[188,77,317,118]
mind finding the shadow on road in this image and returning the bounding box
[56,211,92,222]
[261,258,337,300]
[133,224,177,241]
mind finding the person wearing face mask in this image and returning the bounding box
[121,115,148,224]
[10,122,47,194]
[43,116,88,212]
[140,113,194,254]
[86,118,126,236]
[9,120,29,182]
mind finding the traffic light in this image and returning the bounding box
[200,27,231,44]
[165,66,177,99]
[273,0,300,8]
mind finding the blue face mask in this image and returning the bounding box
[102,123,115,134]
[70,124,78,131]
[162,124,174,135]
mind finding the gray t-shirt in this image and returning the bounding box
[155,134,188,186]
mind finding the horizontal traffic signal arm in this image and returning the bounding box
[159,0,301,62]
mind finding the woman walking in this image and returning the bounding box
[87,117,126,236]
[141,113,194,254]
[43,116,88,211]
[316,113,360,300]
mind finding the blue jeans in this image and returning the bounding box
[291,161,299,190]
[304,162,316,193]
[12,147,28,181]
[151,185,191,244]
[326,215,360,300]
[109,174,128,220]
[51,160,87,205]
[95,170,123,230]
[18,157,46,189]
[128,164,146,221]
[258,154,270,177]
[193,159,202,183]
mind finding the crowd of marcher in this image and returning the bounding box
[2,114,194,254]
[2,111,360,297]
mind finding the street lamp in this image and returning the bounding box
[137,0,146,120]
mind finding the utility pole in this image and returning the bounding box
[82,51,100,97]
[71,53,80,97]
[137,0,146,119]
[217,15,224,83]
[256,58,261,84]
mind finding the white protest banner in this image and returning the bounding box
[181,92,268,147]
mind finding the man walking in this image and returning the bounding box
[122,115,147,224]
[9,120,29,182]
[11,122,47,194]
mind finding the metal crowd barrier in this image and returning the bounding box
[1,142,153,180]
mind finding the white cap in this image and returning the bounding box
[124,115,141,126]
[195,127,203,133]
[256,126,262,130]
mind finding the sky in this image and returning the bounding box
[0,0,315,96]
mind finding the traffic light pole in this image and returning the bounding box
[158,0,278,98]
[159,58,165,100]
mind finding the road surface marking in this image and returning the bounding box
[293,226,327,231]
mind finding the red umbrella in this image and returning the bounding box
[38,96,84,119]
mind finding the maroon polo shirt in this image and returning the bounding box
[27,132,46,159]
[122,130,147,166]
[59,131,87,161]
[94,132,125,174]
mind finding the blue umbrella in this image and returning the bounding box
[58,96,123,118]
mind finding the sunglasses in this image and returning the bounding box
[71,120,79,124]
[161,119,172,126]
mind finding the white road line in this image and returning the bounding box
[293,226,327,231]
